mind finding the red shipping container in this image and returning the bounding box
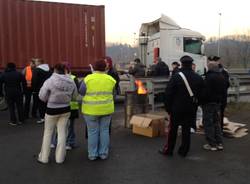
[0,0,105,71]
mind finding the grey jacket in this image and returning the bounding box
[39,73,78,108]
[128,63,145,77]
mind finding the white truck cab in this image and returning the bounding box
[139,14,207,75]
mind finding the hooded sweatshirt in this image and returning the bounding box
[32,64,51,92]
[39,73,78,110]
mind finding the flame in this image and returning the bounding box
[135,80,147,94]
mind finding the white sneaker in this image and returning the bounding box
[17,122,23,125]
[50,144,56,148]
[66,145,72,150]
[203,144,218,151]
[190,128,196,133]
[217,144,224,150]
[99,154,108,160]
[37,119,45,124]
[9,122,17,126]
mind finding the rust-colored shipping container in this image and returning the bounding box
[0,0,105,71]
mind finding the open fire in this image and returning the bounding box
[124,81,148,128]
[135,80,147,94]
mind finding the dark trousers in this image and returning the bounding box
[202,103,223,146]
[38,99,46,119]
[220,103,226,131]
[33,92,46,119]
[24,88,34,118]
[163,115,191,156]
[6,94,24,123]
[191,106,198,130]
[32,92,39,117]
[67,119,76,146]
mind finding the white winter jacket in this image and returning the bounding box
[39,73,77,108]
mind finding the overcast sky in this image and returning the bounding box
[41,0,250,44]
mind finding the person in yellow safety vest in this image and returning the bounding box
[51,62,80,150]
[22,59,36,119]
[79,59,116,161]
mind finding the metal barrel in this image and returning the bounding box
[124,91,148,128]
[124,91,135,128]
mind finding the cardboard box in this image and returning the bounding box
[130,114,166,137]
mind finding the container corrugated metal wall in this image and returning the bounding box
[0,0,105,70]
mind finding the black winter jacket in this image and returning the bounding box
[0,68,27,97]
[201,70,226,105]
[129,63,145,77]
[164,68,204,118]
[171,67,180,76]
[107,67,120,91]
[32,64,51,93]
[152,61,170,77]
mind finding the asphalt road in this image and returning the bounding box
[0,103,249,184]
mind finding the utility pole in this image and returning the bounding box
[218,12,222,57]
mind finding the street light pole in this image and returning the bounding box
[218,13,222,57]
[133,32,136,46]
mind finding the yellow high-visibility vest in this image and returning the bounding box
[70,74,79,110]
[82,72,116,115]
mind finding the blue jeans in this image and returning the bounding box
[52,119,76,147]
[84,115,111,159]
[67,119,76,146]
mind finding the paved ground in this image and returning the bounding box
[0,103,249,184]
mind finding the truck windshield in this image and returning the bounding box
[184,37,202,55]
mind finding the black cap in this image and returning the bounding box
[208,56,220,61]
[180,55,193,64]
[213,56,220,61]
[172,61,180,66]
[134,58,141,63]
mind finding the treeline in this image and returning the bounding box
[205,33,250,68]
[107,33,250,68]
[106,43,138,63]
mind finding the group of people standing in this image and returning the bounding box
[128,57,170,77]
[0,54,229,162]
[159,55,229,157]
[37,58,117,164]
[0,58,51,125]
[0,57,119,164]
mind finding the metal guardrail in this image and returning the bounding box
[146,78,169,111]
[127,70,250,111]
[228,71,250,102]
[131,77,169,112]
[145,74,250,110]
